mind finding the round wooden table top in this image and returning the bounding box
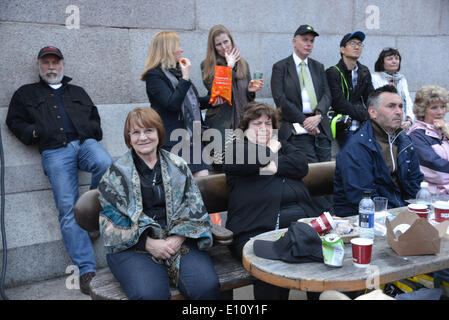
[242,210,449,292]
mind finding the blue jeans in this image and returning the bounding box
[41,139,112,275]
[107,241,221,300]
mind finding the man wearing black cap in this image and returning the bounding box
[271,25,332,163]
[326,31,374,148]
[6,46,113,295]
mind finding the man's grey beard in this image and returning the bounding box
[39,66,64,84]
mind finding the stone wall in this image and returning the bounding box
[0,0,448,287]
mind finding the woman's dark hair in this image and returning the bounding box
[374,47,402,72]
[238,101,280,131]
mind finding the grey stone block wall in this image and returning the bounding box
[0,104,140,287]
[0,0,448,287]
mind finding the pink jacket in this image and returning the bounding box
[408,120,449,195]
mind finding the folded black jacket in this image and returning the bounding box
[6,76,102,153]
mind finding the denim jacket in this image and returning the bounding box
[6,76,102,153]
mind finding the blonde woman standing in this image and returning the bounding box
[141,31,210,176]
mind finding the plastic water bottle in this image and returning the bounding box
[359,191,375,239]
[416,181,432,210]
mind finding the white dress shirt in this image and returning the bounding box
[292,52,315,114]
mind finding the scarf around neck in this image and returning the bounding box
[164,66,201,137]
[380,71,404,86]
[215,58,250,129]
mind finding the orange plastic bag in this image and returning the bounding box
[209,65,232,106]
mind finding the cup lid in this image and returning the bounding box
[350,238,373,245]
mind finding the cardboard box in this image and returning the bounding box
[386,210,449,256]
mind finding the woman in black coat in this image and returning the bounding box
[222,101,320,299]
[141,31,211,176]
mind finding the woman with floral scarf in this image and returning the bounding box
[98,107,220,300]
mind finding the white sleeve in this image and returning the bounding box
[371,72,387,89]
[400,77,415,122]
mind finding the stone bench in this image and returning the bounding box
[74,161,335,300]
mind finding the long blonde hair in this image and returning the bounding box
[140,31,180,81]
[202,25,248,82]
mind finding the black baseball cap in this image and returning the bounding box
[37,46,64,60]
[253,222,324,263]
[294,25,319,37]
[340,31,365,47]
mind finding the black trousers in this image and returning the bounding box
[287,132,334,214]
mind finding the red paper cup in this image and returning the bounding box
[434,201,449,223]
[351,238,373,268]
[407,203,429,219]
[309,212,336,235]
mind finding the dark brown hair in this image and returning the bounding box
[238,101,280,131]
[374,47,402,72]
[124,107,166,149]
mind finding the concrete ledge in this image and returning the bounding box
[1,238,106,288]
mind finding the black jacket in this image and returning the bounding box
[325,59,374,122]
[223,138,318,251]
[6,76,102,153]
[144,67,211,148]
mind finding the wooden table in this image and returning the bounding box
[242,208,449,292]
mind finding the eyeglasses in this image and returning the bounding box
[348,40,364,48]
[129,128,156,138]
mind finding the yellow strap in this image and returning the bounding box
[331,114,343,139]
[391,281,414,293]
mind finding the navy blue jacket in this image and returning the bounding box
[145,67,210,148]
[333,120,423,217]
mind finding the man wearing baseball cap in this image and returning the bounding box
[271,25,334,240]
[271,25,332,163]
[326,31,374,148]
[6,46,113,295]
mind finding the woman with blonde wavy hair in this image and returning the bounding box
[201,25,263,154]
[141,31,211,177]
[408,85,449,195]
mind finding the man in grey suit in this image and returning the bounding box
[271,25,332,162]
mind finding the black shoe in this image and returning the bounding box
[80,272,96,295]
